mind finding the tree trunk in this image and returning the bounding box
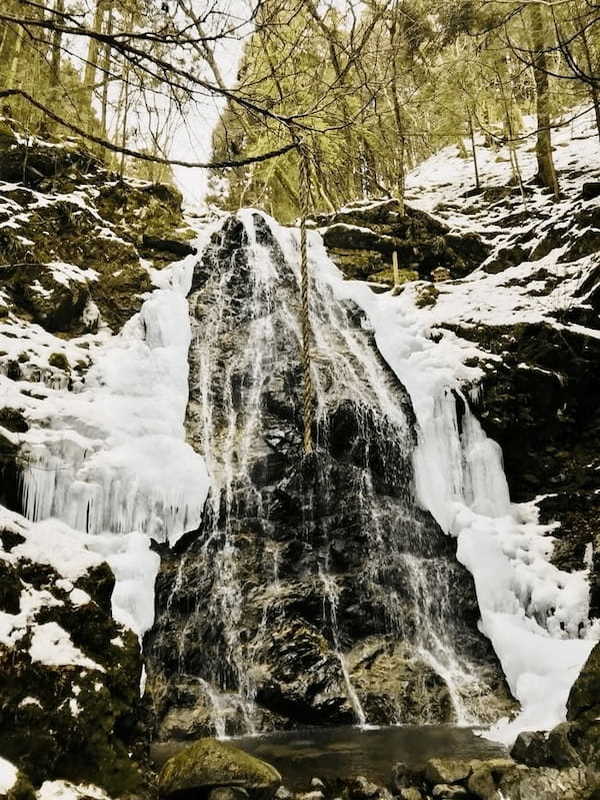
[50,0,65,88]
[83,0,106,112]
[529,4,560,199]
[100,2,113,137]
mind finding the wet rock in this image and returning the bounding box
[431,785,467,798]
[209,788,251,800]
[424,759,470,785]
[496,765,590,800]
[145,213,513,736]
[510,731,551,767]
[467,765,496,800]
[391,762,426,792]
[547,722,583,768]
[398,790,423,800]
[158,738,281,799]
[350,641,455,724]
[567,642,600,725]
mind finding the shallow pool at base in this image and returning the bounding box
[232,725,508,788]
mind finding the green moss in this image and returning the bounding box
[48,352,70,370]
[415,284,440,308]
[367,268,418,286]
[159,738,281,798]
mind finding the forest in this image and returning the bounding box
[1,2,600,800]
[1,1,599,213]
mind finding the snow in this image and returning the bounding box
[17,255,210,551]
[0,756,18,794]
[36,780,111,800]
[29,622,105,672]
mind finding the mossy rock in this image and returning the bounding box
[158,738,281,799]
[48,352,70,371]
[367,268,418,286]
[415,284,440,308]
[567,642,600,725]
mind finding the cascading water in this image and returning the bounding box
[145,211,512,740]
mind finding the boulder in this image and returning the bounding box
[567,642,600,725]
[547,722,583,768]
[391,762,425,792]
[582,182,600,201]
[467,766,496,800]
[424,759,470,785]
[158,738,281,799]
[510,731,551,767]
[496,765,590,800]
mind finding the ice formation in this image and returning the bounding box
[1,228,214,640]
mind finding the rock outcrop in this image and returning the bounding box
[144,212,513,742]
[0,513,146,796]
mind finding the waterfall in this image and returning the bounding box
[146,211,510,739]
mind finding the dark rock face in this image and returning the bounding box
[144,213,513,741]
[0,528,146,796]
[313,200,490,282]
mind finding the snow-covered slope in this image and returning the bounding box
[0,124,212,794]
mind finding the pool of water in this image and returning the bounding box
[227,726,506,789]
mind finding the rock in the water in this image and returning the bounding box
[424,759,470,786]
[467,765,496,800]
[158,738,281,799]
[209,788,250,800]
[432,784,468,798]
[391,762,424,792]
[510,731,551,767]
